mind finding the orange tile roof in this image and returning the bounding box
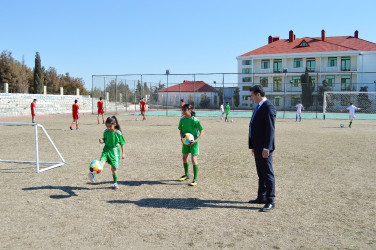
[158,80,218,93]
[239,36,376,57]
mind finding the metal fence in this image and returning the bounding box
[91,72,376,117]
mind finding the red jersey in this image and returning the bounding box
[31,102,36,116]
[97,100,104,110]
[72,103,79,115]
[140,100,146,111]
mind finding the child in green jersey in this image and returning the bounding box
[224,102,230,122]
[89,116,126,189]
[178,104,204,186]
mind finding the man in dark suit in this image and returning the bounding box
[248,85,276,212]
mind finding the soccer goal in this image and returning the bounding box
[0,122,66,173]
[323,91,376,119]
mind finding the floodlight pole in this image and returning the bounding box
[166,70,169,116]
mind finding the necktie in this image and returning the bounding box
[251,104,260,123]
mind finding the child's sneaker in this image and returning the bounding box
[178,175,189,181]
[69,126,73,130]
[113,183,119,189]
[189,180,197,186]
[88,172,96,183]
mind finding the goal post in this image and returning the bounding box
[0,122,66,173]
[323,91,376,120]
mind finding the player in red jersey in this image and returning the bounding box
[31,99,37,123]
[140,97,146,120]
[97,97,105,124]
[70,100,79,130]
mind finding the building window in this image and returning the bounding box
[242,68,252,74]
[341,75,351,91]
[294,58,302,68]
[291,95,301,106]
[299,40,309,47]
[273,77,282,92]
[242,95,251,100]
[325,75,335,87]
[261,59,270,69]
[291,76,301,87]
[341,57,351,71]
[242,86,251,91]
[242,77,252,82]
[273,96,281,106]
[260,77,268,88]
[306,58,315,72]
[242,60,252,65]
[328,57,337,67]
[273,59,282,73]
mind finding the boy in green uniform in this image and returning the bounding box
[178,104,204,186]
[224,102,230,122]
[89,116,125,189]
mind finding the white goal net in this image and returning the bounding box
[0,122,66,173]
[323,91,376,119]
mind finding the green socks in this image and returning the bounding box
[349,121,352,127]
[193,165,198,181]
[113,174,118,184]
[184,162,189,176]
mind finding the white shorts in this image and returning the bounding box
[349,114,355,119]
[296,111,302,115]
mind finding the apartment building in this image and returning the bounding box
[237,30,376,109]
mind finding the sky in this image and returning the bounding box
[2,0,376,89]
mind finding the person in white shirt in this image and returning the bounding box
[344,103,360,128]
[220,102,224,120]
[295,101,304,122]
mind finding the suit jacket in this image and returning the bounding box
[248,99,276,151]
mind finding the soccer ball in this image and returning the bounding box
[231,119,234,123]
[340,124,345,128]
[182,133,194,145]
[136,118,139,121]
[89,160,103,174]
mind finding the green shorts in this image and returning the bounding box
[100,146,121,168]
[182,142,199,156]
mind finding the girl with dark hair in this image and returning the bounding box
[178,104,204,186]
[89,116,126,189]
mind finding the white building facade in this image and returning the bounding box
[236,30,376,110]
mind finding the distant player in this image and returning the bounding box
[180,99,185,116]
[220,102,224,120]
[70,100,79,130]
[97,97,104,124]
[295,101,304,122]
[178,104,204,186]
[140,97,146,120]
[224,102,230,122]
[89,116,126,190]
[344,103,360,128]
[30,99,37,123]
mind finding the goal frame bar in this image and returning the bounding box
[0,122,66,173]
[323,91,376,120]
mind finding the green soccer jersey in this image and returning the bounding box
[103,129,126,148]
[178,116,203,139]
[224,105,230,115]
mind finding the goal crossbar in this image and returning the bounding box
[0,122,66,173]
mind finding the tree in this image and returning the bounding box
[33,52,44,94]
[218,87,224,105]
[199,94,210,108]
[301,68,314,108]
[233,87,240,107]
[318,80,331,106]
[0,50,18,92]
[188,95,194,106]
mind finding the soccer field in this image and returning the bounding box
[0,114,375,249]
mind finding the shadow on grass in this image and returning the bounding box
[22,185,90,199]
[108,198,259,210]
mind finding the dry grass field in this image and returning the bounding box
[0,113,375,249]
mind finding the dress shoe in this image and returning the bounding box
[248,198,267,204]
[260,203,275,212]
